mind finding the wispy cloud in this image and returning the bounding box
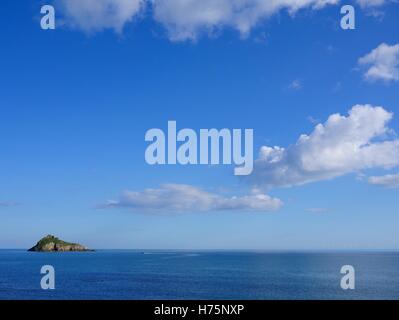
[55,0,145,33]
[288,79,303,91]
[101,184,283,213]
[248,105,399,188]
[306,207,329,213]
[368,173,399,188]
[307,116,321,125]
[0,201,19,207]
[356,0,387,8]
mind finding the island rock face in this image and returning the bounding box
[28,235,93,252]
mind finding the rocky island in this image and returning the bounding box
[28,235,93,252]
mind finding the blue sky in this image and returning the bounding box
[0,0,398,249]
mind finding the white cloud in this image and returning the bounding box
[356,0,386,8]
[249,105,399,188]
[359,43,399,82]
[151,0,339,41]
[102,183,283,213]
[56,0,144,33]
[51,1,396,39]
[368,173,399,188]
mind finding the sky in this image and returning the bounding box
[0,0,398,250]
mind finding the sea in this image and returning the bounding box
[0,250,398,300]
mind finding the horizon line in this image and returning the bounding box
[1,248,399,252]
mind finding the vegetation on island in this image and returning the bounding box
[28,235,93,252]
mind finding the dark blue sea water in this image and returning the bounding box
[0,250,398,300]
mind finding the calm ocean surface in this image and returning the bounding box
[0,250,398,300]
